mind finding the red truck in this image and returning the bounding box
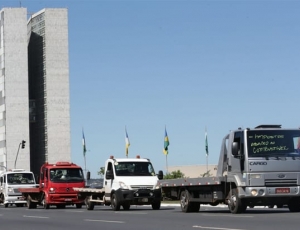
[19,162,85,209]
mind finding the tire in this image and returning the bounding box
[180,190,193,213]
[122,203,130,210]
[76,204,82,209]
[151,201,161,210]
[85,197,95,210]
[288,199,300,212]
[111,194,120,211]
[227,188,246,214]
[27,199,33,209]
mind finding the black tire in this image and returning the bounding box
[111,194,120,211]
[85,197,95,210]
[191,202,200,212]
[76,204,82,209]
[288,199,300,212]
[180,190,193,213]
[151,201,161,210]
[227,188,246,214]
[27,199,33,209]
[122,203,130,210]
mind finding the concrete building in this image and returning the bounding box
[0,8,30,172]
[0,7,71,176]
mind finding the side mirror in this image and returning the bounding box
[232,142,239,156]
[106,170,114,180]
[0,177,3,183]
[86,171,91,180]
[157,170,163,180]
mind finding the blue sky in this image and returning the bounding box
[3,0,300,178]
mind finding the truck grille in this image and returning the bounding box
[265,179,297,187]
[131,185,153,190]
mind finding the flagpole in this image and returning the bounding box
[166,155,168,173]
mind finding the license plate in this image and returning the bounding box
[139,198,148,202]
[275,188,290,194]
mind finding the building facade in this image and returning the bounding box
[0,7,71,176]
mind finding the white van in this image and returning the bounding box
[0,169,37,207]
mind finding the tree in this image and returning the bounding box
[200,170,212,177]
[164,170,185,179]
[97,167,105,177]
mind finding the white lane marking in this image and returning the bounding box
[23,215,49,219]
[193,226,245,230]
[85,219,124,223]
[202,214,253,218]
[114,211,147,215]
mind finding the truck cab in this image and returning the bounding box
[38,162,85,209]
[0,169,37,207]
[223,125,300,213]
[103,155,162,210]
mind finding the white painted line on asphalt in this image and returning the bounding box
[202,214,253,218]
[114,211,147,215]
[85,219,124,223]
[23,215,49,219]
[193,226,245,230]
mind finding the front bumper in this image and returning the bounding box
[4,195,26,204]
[114,188,161,205]
[47,193,84,205]
[240,186,300,198]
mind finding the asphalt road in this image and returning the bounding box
[0,204,299,230]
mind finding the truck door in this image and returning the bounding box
[229,131,245,174]
[104,161,114,202]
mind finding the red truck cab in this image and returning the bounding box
[20,161,85,209]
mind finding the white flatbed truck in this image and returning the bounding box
[74,155,163,211]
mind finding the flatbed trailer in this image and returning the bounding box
[73,187,105,210]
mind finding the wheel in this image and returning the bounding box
[227,188,246,214]
[42,198,50,209]
[76,204,82,209]
[111,194,120,211]
[151,200,161,210]
[85,197,95,210]
[180,190,194,213]
[122,203,130,210]
[288,199,300,212]
[27,199,33,209]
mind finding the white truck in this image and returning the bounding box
[159,125,300,214]
[0,169,37,207]
[74,155,163,211]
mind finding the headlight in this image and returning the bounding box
[251,189,258,196]
[8,187,14,193]
[250,174,261,179]
[119,181,129,189]
[49,187,55,193]
[155,182,161,190]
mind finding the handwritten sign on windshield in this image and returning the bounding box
[248,134,291,154]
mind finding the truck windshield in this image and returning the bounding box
[114,162,156,176]
[49,168,84,182]
[247,130,300,158]
[7,173,35,185]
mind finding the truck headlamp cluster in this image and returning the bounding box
[119,181,129,190]
[250,174,261,179]
[49,187,56,193]
[250,189,265,196]
[8,187,14,193]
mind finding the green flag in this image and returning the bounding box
[82,129,87,157]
